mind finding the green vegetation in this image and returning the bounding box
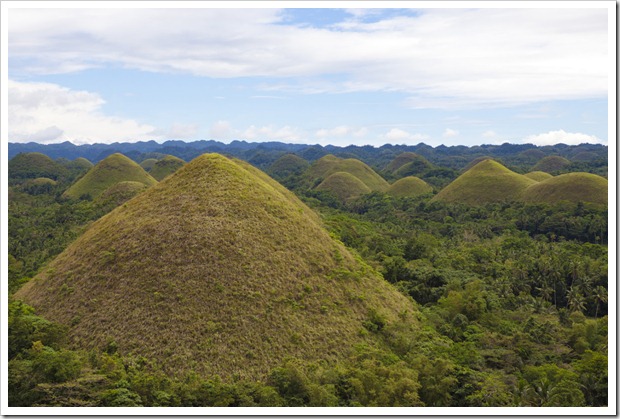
[315,172,372,203]
[268,154,310,180]
[148,155,185,181]
[386,177,433,198]
[8,148,608,407]
[63,153,157,200]
[532,156,571,173]
[386,152,433,176]
[139,158,158,171]
[432,159,536,205]
[9,153,69,182]
[305,155,389,192]
[461,156,501,172]
[524,171,554,182]
[522,173,607,206]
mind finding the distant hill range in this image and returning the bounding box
[8,140,607,173]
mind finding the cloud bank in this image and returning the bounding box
[523,129,605,146]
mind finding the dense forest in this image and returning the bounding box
[7,141,608,408]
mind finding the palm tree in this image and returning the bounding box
[592,285,608,319]
[567,287,586,313]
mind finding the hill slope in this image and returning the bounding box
[16,153,416,381]
[522,172,607,205]
[432,159,536,205]
[524,171,553,182]
[63,153,157,199]
[315,172,372,203]
[148,155,186,181]
[386,176,433,198]
[267,154,309,179]
[531,156,571,173]
[306,155,389,191]
[9,152,68,181]
[385,152,432,175]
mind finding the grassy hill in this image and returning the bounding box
[385,152,432,176]
[9,152,68,181]
[305,155,389,191]
[461,156,501,172]
[267,154,309,180]
[148,155,186,181]
[16,153,417,381]
[63,153,157,199]
[531,156,571,173]
[315,172,372,203]
[432,159,536,205]
[524,171,553,182]
[95,181,149,208]
[522,172,607,205]
[140,158,158,171]
[386,176,433,198]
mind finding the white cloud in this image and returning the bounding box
[209,120,235,140]
[523,129,605,146]
[482,130,497,138]
[443,128,459,138]
[208,120,304,142]
[381,128,429,143]
[151,123,199,139]
[8,8,608,108]
[8,80,157,144]
[315,125,367,139]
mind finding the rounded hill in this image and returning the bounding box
[386,177,433,198]
[306,155,389,191]
[522,172,607,205]
[267,154,309,179]
[315,172,372,203]
[524,171,553,182]
[385,152,432,175]
[63,153,157,199]
[95,181,149,208]
[148,155,185,181]
[9,152,68,181]
[531,156,571,173]
[140,158,158,171]
[16,153,416,381]
[432,159,536,205]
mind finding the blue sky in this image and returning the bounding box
[5,4,612,147]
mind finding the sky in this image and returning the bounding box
[4,2,613,147]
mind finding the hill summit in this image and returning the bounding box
[305,155,389,191]
[63,153,157,199]
[16,153,416,380]
[432,159,536,205]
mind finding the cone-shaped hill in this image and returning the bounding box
[315,172,372,203]
[63,153,157,199]
[386,177,433,198]
[522,172,607,205]
[94,181,149,208]
[531,156,571,173]
[140,158,158,171]
[305,155,389,191]
[9,152,68,181]
[16,153,416,380]
[148,155,186,181]
[524,171,553,182]
[461,156,500,173]
[432,159,536,205]
[267,154,310,179]
[385,152,432,175]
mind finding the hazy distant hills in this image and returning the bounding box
[8,140,607,174]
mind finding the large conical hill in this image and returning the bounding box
[432,159,536,205]
[63,153,157,199]
[531,156,571,173]
[9,152,68,181]
[315,172,372,203]
[16,153,416,380]
[386,177,433,198]
[267,154,309,180]
[305,155,389,191]
[522,172,607,205]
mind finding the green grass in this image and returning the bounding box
[9,152,68,181]
[386,176,433,198]
[461,156,501,172]
[531,156,571,173]
[148,155,185,181]
[63,153,157,199]
[267,154,309,179]
[16,153,417,381]
[316,172,372,203]
[522,172,608,205]
[385,152,432,174]
[95,181,149,208]
[140,158,158,171]
[305,155,389,191]
[432,159,536,205]
[524,171,553,182]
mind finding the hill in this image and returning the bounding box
[95,181,150,208]
[531,156,571,173]
[522,172,607,205]
[524,171,553,182]
[305,155,389,191]
[63,153,157,199]
[16,153,417,381]
[267,154,309,180]
[386,176,433,198]
[315,172,372,203]
[461,156,501,173]
[432,159,536,205]
[385,152,432,176]
[140,158,158,171]
[9,152,68,181]
[148,155,186,181]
